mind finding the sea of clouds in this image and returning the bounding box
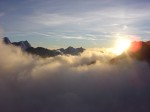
[0,40,150,112]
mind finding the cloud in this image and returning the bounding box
[24,6,150,38]
[62,35,97,41]
[27,13,83,26]
[31,32,53,37]
[0,40,150,112]
[2,0,150,46]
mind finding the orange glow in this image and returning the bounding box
[129,41,142,52]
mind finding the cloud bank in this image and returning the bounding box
[0,40,150,112]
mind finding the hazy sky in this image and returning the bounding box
[0,0,150,48]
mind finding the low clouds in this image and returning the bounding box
[0,40,150,112]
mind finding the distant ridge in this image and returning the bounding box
[2,37,85,58]
[58,46,85,55]
[3,37,31,50]
[12,41,31,50]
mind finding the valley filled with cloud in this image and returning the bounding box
[0,39,150,112]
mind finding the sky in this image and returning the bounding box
[0,0,150,48]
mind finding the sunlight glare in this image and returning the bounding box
[113,38,132,55]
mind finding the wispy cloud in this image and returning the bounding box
[62,35,97,41]
[62,36,85,40]
[2,0,150,47]
[31,32,53,37]
[27,13,83,26]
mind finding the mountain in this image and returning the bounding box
[26,47,61,58]
[3,37,11,44]
[12,41,31,50]
[58,46,85,55]
[26,46,85,58]
[110,41,150,64]
[3,37,31,50]
[2,37,85,57]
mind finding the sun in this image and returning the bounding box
[113,38,132,55]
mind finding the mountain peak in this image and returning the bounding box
[12,40,31,50]
[2,37,85,58]
[3,37,11,44]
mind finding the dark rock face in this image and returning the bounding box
[129,41,150,61]
[26,47,61,58]
[26,46,85,58]
[3,37,11,44]
[58,46,85,55]
[110,41,150,64]
[12,41,31,50]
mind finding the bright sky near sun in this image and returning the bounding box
[0,0,150,48]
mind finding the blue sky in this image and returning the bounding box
[0,0,150,48]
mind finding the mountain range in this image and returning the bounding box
[3,37,150,64]
[2,37,85,58]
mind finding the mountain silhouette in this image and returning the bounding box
[2,37,85,57]
[3,37,11,44]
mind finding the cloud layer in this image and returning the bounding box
[0,40,150,112]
